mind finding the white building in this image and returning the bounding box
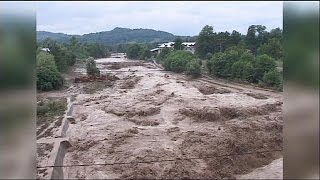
[150,41,196,55]
[41,48,50,52]
[182,42,196,54]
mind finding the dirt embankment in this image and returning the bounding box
[36,97,67,139]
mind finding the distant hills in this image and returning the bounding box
[37,27,196,46]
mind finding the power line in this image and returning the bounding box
[37,149,282,169]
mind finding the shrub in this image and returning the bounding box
[262,69,283,90]
[127,44,142,59]
[239,51,255,63]
[139,47,152,60]
[231,60,246,79]
[164,50,195,72]
[206,52,213,60]
[86,57,100,76]
[186,59,201,78]
[207,52,226,77]
[156,47,172,62]
[257,38,283,60]
[252,54,276,82]
[37,52,64,91]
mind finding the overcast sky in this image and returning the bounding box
[36,1,283,36]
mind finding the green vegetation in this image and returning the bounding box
[39,39,76,72]
[174,38,183,50]
[186,59,201,77]
[258,38,283,60]
[126,44,152,60]
[37,24,283,91]
[37,98,67,117]
[207,47,282,90]
[127,44,143,59]
[158,50,201,78]
[156,47,172,62]
[195,25,242,59]
[36,36,110,91]
[262,70,283,90]
[37,97,67,127]
[195,24,283,91]
[36,52,64,91]
[164,51,195,72]
[39,37,110,65]
[86,57,100,76]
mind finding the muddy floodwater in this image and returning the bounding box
[37,57,283,179]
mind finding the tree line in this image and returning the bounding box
[125,25,283,91]
[37,37,110,91]
[197,25,282,90]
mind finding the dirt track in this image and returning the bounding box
[38,56,283,179]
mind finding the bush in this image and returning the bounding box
[206,52,213,60]
[262,69,283,89]
[207,52,227,77]
[127,44,143,59]
[86,57,100,76]
[239,51,255,63]
[257,38,282,60]
[163,50,195,72]
[36,52,64,91]
[231,60,246,79]
[139,47,152,60]
[156,47,172,62]
[231,60,255,82]
[186,59,201,77]
[252,54,276,82]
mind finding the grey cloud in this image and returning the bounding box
[37,1,283,35]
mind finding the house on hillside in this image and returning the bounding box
[150,41,196,56]
[182,42,196,54]
[41,48,50,52]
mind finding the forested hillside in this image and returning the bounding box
[37,27,188,46]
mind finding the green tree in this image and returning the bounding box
[41,38,77,72]
[257,38,283,60]
[206,52,213,60]
[127,44,142,59]
[36,52,64,91]
[239,51,255,63]
[230,30,242,46]
[139,46,152,60]
[186,59,201,78]
[164,50,195,72]
[222,49,240,77]
[195,25,215,58]
[262,69,283,89]
[174,38,184,50]
[245,25,268,54]
[253,54,276,82]
[157,47,172,62]
[245,25,258,53]
[230,51,255,81]
[231,60,254,82]
[207,52,226,76]
[86,57,100,76]
[269,28,282,40]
